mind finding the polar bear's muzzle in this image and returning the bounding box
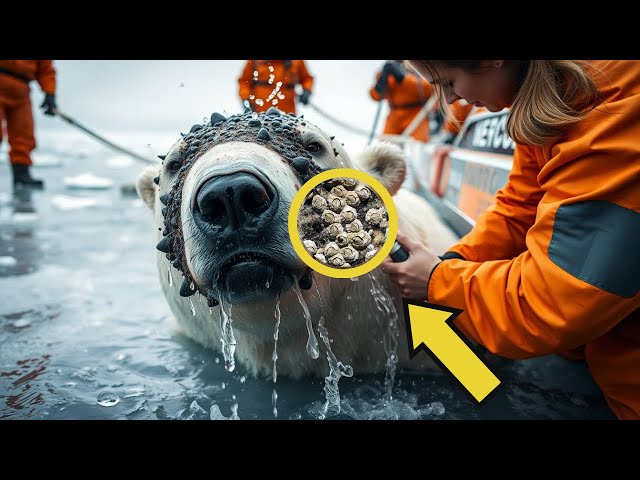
[191,170,295,302]
[194,171,276,232]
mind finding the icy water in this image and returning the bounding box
[0,132,616,420]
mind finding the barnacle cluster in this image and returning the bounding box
[298,177,389,268]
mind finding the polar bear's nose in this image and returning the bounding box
[195,173,274,230]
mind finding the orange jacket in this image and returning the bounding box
[238,60,313,114]
[0,60,56,94]
[427,60,640,419]
[370,71,432,142]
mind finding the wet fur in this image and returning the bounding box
[138,131,458,379]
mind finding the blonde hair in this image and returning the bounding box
[406,60,602,146]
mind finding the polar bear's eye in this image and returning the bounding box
[167,160,182,173]
[306,142,322,153]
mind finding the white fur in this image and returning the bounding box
[137,126,458,379]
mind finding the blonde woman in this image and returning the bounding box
[382,60,640,420]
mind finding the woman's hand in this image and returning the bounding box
[381,232,442,300]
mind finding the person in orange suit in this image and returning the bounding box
[369,61,432,142]
[238,60,313,115]
[439,99,475,143]
[382,60,640,420]
[0,60,57,188]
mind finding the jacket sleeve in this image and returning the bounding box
[428,138,640,359]
[297,61,313,92]
[238,61,253,100]
[36,60,56,95]
[446,144,544,261]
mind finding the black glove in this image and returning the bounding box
[298,89,311,105]
[374,67,390,95]
[383,61,406,83]
[40,93,57,116]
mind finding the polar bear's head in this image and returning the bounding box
[137,108,406,308]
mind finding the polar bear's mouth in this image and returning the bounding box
[220,252,276,269]
[215,251,294,303]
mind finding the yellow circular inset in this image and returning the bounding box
[288,168,398,279]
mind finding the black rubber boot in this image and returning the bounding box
[11,164,44,189]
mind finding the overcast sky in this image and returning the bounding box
[31,60,388,155]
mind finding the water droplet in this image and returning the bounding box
[209,307,213,315]
[190,282,195,291]
[97,391,120,407]
[265,279,270,288]
[178,82,184,88]
[221,382,226,389]
[239,376,246,383]
[272,388,278,418]
[189,298,196,316]
[338,362,353,377]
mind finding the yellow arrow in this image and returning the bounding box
[403,300,501,404]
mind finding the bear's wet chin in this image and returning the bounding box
[216,259,294,303]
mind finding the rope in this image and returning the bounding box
[306,102,371,137]
[307,95,438,145]
[55,110,158,165]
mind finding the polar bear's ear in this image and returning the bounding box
[136,164,159,210]
[356,141,406,196]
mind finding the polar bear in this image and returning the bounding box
[136,108,458,380]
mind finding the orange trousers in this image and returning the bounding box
[0,74,36,166]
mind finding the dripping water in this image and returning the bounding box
[218,296,236,372]
[314,282,353,418]
[369,272,400,402]
[292,281,319,359]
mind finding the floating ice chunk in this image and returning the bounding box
[51,195,106,210]
[106,155,134,168]
[0,256,18,267]
[209,403,239,420]
[64,173,114,190]
[178,401,208,420]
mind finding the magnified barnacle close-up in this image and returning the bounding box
[297,177,389,269]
